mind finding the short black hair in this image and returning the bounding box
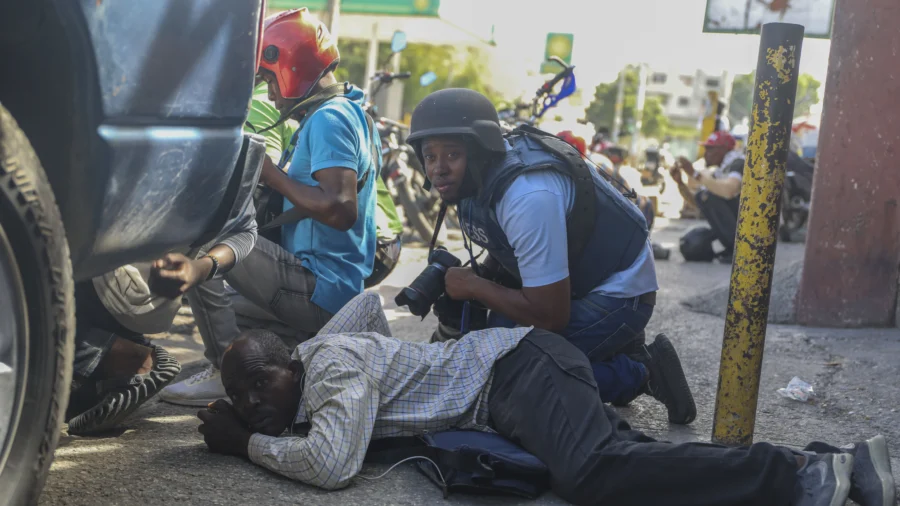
[239,329,291,368]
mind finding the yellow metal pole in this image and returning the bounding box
[711,23,804,447]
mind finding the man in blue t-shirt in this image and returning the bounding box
[160,8,377,406]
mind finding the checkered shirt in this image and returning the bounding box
[247,292,531,490]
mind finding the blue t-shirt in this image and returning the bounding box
[281,86,377,315]
[494,170,658,298]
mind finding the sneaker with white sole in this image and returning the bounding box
[158,364,226,407]
[841,435,896,506]
[68,345,182,435]
[795,453,854,506]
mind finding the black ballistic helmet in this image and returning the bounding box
[406,88,506,155]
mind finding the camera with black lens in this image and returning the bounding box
[394,246,461,318]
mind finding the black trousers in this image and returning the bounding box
[73,281,149,380]
[488,330,798,506]
[695,189,740,251]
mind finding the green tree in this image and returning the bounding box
[333,40,502,117]
[728,72,821,121]
[640,96,668,138]
[728,73,755,123]
[584,66,669,138]
[793,74,821,117]
[584,66,638,135]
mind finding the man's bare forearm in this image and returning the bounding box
[675,180,698,207]
[266,169,355,230]
[466,277,567,331]
[697,174,741,199]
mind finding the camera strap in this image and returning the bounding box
[456,203,483,335]
[428,202,449,259]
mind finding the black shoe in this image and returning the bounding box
[639,334,697,424]
[841,435,896,506]
[796,453,854,506]
[67,345,181,435]
[716,249,734,264]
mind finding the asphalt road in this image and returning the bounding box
[40,220,900,505]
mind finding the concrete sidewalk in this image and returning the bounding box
[41,220,900,505]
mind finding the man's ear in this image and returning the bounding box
[288,360,304,383]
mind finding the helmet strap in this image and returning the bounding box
[257,82,350,134]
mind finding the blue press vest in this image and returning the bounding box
[458,135,649,298]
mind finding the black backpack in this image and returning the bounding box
[365,430,550,499]
[680,226,717,262]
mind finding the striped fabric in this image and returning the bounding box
[68,345,181,435]
[247,292,531,490]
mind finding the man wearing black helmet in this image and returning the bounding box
[406,89,695,424]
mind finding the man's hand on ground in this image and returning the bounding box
[445,267,480,301]
[198,400,251,458]
[149,253,212,299]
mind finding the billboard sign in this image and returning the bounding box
[268,0,440,17]
[540,33,574,74]
[703,0,835,38]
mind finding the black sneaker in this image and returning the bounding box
[638,334,697,424]
[715,249,734,264]
[67,345,181,435]
[796,453,854,506]
[841,435,896,506]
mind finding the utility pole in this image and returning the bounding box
[364,22,379,97]
[323,0,341,43]
[630,63,648,157]
[712,22,803,446]
[612,70,625,143]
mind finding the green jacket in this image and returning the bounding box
[245,84,402,240]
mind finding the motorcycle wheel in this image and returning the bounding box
[779,192,808,243]
[394,163,436,243]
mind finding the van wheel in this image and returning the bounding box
[0,103,75,505]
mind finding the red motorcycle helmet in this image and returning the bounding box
[258,8,340,100]
[557,130,587,156]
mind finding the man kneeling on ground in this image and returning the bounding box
[196,293,894,506]
[670,131,744,262]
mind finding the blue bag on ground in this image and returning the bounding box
[364,429,550,499]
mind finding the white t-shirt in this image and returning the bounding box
[494,170,658,298]
[709,150,744,181]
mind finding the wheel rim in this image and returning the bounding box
[0,224,27,470]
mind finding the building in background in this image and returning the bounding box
[644,68,733,128]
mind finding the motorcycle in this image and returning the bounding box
[363,31,446,241]
[499,56,577,132]
[368,90,446,243]
[639,147,666,194]
[779,151,814,242]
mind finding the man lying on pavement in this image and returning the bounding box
[196,293,895,506]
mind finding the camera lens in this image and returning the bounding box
[393,248,461,317]
[395,286,432,317]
